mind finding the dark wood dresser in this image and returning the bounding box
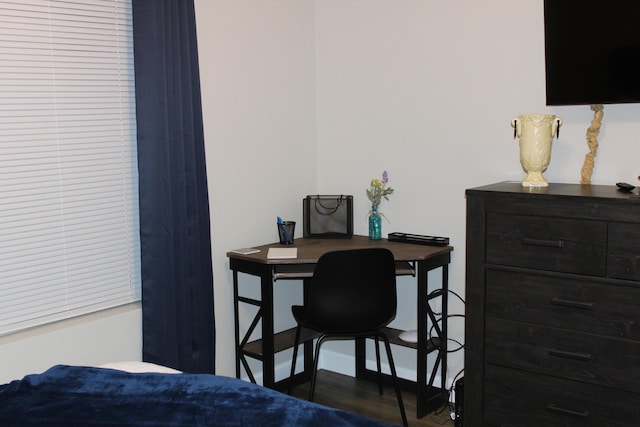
[464,182,640,427]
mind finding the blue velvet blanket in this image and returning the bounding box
[0,365,394,426]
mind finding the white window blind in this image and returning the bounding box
[0,0,141,335]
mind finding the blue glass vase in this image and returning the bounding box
[368,205,382,240]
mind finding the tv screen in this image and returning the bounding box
[544,0,640,106]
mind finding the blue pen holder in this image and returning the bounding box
[277,221,296,244]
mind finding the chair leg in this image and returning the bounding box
[381,334,408,427]
[287,325,302,395]
[374,336,383,395]
[308,335,327,402]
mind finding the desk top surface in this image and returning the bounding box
[227,235,453,265]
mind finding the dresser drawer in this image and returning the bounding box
[485,268,640,339]
[486,213,606,275]
[483,365,640,427]
[485,318,640,393]
[609,222,640,281]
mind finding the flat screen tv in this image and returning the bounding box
[544,0,640,106]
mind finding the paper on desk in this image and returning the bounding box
[230,247,260,255]
[267,247,298,259]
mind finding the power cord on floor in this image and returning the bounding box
[447,369,464,425]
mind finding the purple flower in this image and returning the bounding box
[382,170,388,185]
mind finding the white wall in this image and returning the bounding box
[197,0,640,387]
[195,0,318,380]
[0,304,141,384]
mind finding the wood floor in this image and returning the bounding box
[289,369,455,427]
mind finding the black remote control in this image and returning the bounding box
[616,182,635,192]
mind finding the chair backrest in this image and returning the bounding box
[303,248,397,334]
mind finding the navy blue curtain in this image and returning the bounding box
[132,0,215,374]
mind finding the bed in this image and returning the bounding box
[0,364,394,426]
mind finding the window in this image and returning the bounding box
[0,0,141,335]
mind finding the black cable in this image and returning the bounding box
[446,337,464,353]
[426,288,465,304]
[428,314,465,353]
[451,369,464,389]
[449,368,465,409]
[422,287,465,424]
[427,289,465,316]
[448,289,466,305]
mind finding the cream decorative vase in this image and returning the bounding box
[511,114,562,188]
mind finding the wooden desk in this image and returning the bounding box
[227,235,453,418]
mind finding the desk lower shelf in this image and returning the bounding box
[242,326,442,359]
[273,261,416,280]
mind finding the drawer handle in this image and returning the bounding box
[550,297,594,310]
[546,404,589,418]
[548,348,593,361]
[521,237,564,248]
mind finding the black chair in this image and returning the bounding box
[287,248,408,427]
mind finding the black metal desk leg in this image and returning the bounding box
[416,261,428,418]
[355,337,366,377]
[261,272,276,388]
[440,265,448,394]
[233,269,241,379]
[303,277,314,377]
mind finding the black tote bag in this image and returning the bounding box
[303,195,353,238]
